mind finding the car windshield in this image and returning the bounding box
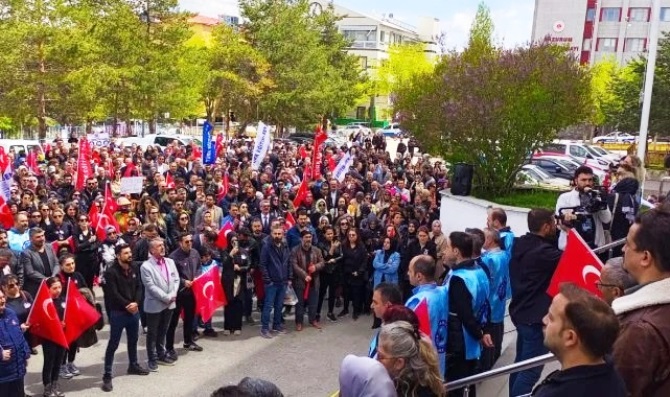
[589,146,608,155]
[584,145,602,156]
[525,166,550,181]
[554,159,578,169]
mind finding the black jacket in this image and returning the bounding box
[401,240,437,282]
[532,361,627,397]
[509,233,562,325]
[447,259,488,356]
[607,178,639,242]
[102,261,142,313]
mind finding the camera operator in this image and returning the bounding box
[555,166,612,250]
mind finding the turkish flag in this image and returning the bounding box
[27,150,41,176]
[89,201,120,242]
[284,212,296,232]
[104,182,117,214]
[0,147,9,171]
[26,280,68,348]
[217,172,229,203]
[63,278,101,344]
[51,236,75,254]
[312,128,327,180]
[216,221,234,249]
[0,195,13,230]
[215,133,224,157]
[165,172,175,189]
[293,179,308,209]
[414,298,432,338]
[192,266,227,322]
[547,229,604,298]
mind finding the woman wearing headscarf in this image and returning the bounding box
[338,355,397,397]
[220,232,249,336]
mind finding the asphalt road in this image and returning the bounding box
[23,303,374,397]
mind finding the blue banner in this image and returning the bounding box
[202,121,216,165]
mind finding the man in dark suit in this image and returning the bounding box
[258,200,275,235]
[325,179,341,211]
[19,227,60,297]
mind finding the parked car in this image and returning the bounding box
[533,153,606,184]
[592,132,637,144]
[540,141,612,167]
[583,144,622,164]
[529,157,575,180]
[379,123,403,137]
[515,164,571,191]
[0,139,42,155]
[117,134,202,150]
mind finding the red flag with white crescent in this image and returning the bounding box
[165,173,175,189]
[26,280,69,348]
[75,138,93,191]
[547,229,604,298]
[192,266,227,322]
[311,127,327,180]
[284,212,296,232]
[216,221,234,249]
[292,179,308,209]
[64,278,101,344]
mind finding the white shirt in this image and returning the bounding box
[555,189,612,250]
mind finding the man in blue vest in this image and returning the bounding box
[444,231,493,397]
[487,207,515,255]
[480,228,511,371]
[405,255,448,378]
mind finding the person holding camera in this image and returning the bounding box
[555,166,612,250]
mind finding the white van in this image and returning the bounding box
[0,139,42,155]
[117,134,202,151]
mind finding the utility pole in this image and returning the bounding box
[637,0,661,162]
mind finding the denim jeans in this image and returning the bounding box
[104,310,140,377]
[509,323,548,397]
[295,284,318,324]
[261,283,286,331]
[145,309,174,362]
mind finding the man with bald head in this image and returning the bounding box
[597,257,637,306]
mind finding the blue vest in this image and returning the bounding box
[451,267,490,360]
[481,249,511,324]
[368,329,379,359]
[500,229,515,256]
[405,283,449,378]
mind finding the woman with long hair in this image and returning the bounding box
[220,232,249,335]
[145,205,167,239]
[377,321,445,397]
[39,277,68,397]
[339,228,368,320]
[73,214,100,291]
[56,254,87,380]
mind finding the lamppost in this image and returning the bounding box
[637,0,661,163]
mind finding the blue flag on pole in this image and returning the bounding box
[202,121,216,165]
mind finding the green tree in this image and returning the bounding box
[374,43,435,97]
[589,58,619,130]
[395,11,591,195]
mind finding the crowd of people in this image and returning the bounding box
[0,131,669,397]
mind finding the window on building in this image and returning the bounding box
[625,38,646,52]
[586,8,596,21]
[661,7,670,22]
[583,38,592,51]
[597,38,617,52]
[628,8,650,22]
[342,29,377,42]
[601,7,621,22]
[380,31,386,42]
[359,56,368,69]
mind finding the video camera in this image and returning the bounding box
[557,186,608,225]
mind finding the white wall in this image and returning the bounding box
[439,190,530,236]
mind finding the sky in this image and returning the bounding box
[178,0,536,50]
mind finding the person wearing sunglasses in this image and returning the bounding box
[1,273,33,351]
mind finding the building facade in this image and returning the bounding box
[312,0,440,125]
[532,0,670,65]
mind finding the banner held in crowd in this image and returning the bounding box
[312,127,327,180]
[75,137,92,191]
[333,152,354,182]
[202,121,216,165]
[251,122,271,170]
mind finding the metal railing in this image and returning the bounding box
[444,237,626,396]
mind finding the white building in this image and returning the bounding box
[532,0,670,65]
[311,0,440,124]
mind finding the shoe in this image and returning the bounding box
[142,327,147,334]
[192,331,200,341]
[296,323,303,331]
[67,362,80,376]
[222,330,231,336]
[203,329,218,337]
[43,383,54,397]
[233,330,241,336]
[52,382,65,397]
[157,357,175,366]
[147,361,159,372]
[271,326,286,335]
[127,364,150,376]
[59,365,73,379]
[102,377,113,392]
[166,349,179,361]
[245,316,256,325]
[327,313,338,322]
[310,321,322,329]
[260,329,273,339]
[337,310,349,318]
[184,342,203,352]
